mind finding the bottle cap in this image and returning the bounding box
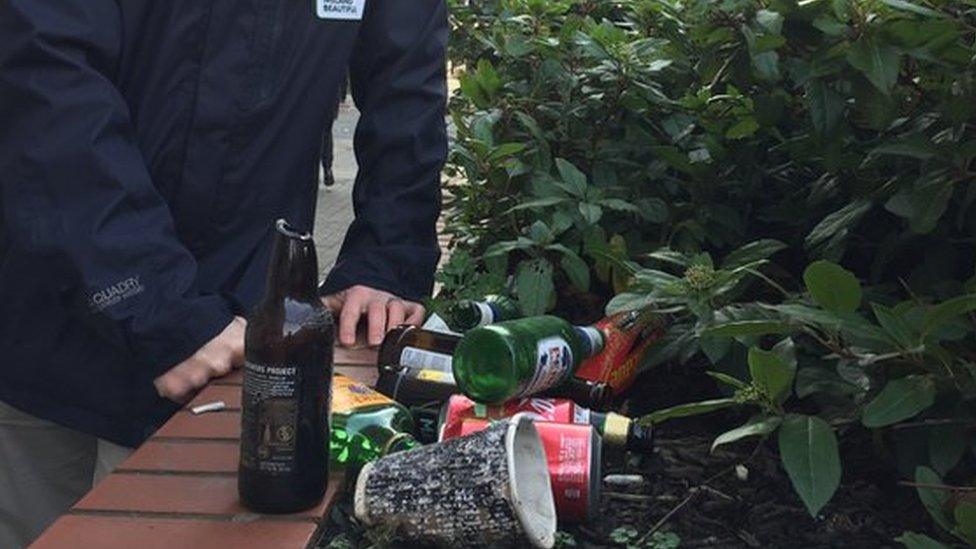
[602,412,631,447]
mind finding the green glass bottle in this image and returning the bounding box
[329,374,419,468]
[452,316,605,403]
[444,295,521,332]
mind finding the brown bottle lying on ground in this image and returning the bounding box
[377,325,457,374]
[239,219,334,514]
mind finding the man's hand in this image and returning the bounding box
[154,317,246,403]
[323,285,424,347]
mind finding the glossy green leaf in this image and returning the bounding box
[922,294,976,337]
[712,415,782,451]
[915,466,951,530]
[555,158,588,197]
[862,376,936,428]
[778,414,842,516]
[507,197,569,212]
[954,502,976,546]
[726,117,760,139]
[847,37,900,94]
[805,200,872,250]
[721,239,787,269]
[707,370,750,390]
[559,250,591,292]
[516,259,555,316]
[895,532,949,549]
[578,203,603,224]
[807,80,845,134]
[872,303,917,348]
[641,397,740,425]
[804,260,862,313]
[929,425,967,476]
[879,0,943,17]
[749,346,796,404]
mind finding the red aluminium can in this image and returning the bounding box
[440,395,591,442]
[452,418,602,523]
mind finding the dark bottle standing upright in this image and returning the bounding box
[239,220,334,513]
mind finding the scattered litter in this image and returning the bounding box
[354,414,557,548]
[190,401,226,415]
[604,474,647,489]
[735,464,749,482]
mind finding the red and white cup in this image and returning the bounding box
[451,418,602,523]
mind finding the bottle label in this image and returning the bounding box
[332,374,391,414]
[240,361,299,474]
[415,368,456,384]
[400,346,453,373]
[518,336,573,397]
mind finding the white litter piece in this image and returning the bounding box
[191,401,227,415]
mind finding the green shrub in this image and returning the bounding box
[443,0,974,309]
[441,0,976,542]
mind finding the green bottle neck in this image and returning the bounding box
[384,432,419,455]
[574,326,606,358]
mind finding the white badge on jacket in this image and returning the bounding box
[316,0,366,20]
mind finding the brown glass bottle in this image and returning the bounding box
[377,325,459,373]
[239,220,334,513]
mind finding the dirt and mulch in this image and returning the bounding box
[320,362,946,549]
[583,364,943,549]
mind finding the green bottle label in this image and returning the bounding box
[519,336,574,397]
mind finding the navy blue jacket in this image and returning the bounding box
[0,0,446,446]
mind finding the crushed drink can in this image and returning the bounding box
[575,311,667,395]
[452,418,602,523]
[439,395,592,441]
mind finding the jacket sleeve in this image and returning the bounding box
[0,0,234,375]
[320,0,447,303]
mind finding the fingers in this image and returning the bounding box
[387,299,406,332]
[322,294,344,313]
[154,317,247,402]
[153,362,210,403]
[404,302,425,325]
[227,317,247,367]
[338,292,364,347]
[367,299,388,346]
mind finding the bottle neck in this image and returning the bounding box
[574,326,606,358]
[452,300,495,329]
[384,432,420,455]
[548,377,610,409]
[263,220,319,303]
[592,412,654,453]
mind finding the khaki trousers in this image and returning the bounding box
[0,400,132,548]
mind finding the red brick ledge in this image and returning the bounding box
[31,347,378,549]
